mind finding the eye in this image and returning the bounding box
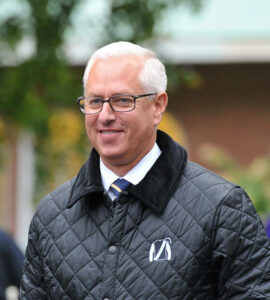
[113,96,134,106]
[88,98,103,107]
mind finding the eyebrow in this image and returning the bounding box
[85,93,103,98]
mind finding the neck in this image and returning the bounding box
[101,158,142,177]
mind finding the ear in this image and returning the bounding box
[152,92,168,127]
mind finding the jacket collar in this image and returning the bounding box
[67,130,187,214]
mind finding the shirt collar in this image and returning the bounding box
[100,143,161,193]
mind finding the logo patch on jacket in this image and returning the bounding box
[149,237,172,262]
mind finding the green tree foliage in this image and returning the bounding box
[0,0,82,134]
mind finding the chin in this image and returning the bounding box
[100,150,125,162]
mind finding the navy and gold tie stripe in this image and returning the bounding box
[110,178,132,201]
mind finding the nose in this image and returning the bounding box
[98,102,116,123]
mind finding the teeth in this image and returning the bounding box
[102,131,118,134]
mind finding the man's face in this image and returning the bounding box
[84,55,167,175]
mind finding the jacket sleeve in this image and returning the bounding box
[19,215,47,300]
[212,187,270,299]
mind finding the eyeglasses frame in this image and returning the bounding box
[76,93,157,115]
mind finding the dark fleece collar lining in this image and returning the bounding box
[67,130,187,214]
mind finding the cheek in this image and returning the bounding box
[85,117,95,137]
[130,115,154,140]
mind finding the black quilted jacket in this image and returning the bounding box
[20,131,270,299]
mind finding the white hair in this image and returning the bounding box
[83,41,167,95]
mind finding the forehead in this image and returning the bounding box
[85,55,145,95]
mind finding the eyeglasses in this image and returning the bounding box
[77,93,157,114]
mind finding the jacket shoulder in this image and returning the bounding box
[179,161,240,206]
[33,178,76,227]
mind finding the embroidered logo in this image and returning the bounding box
[149,237,172,262]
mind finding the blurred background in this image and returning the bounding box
[1,0,270,258]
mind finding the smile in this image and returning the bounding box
[100,130,121,134]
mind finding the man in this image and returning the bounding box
[20,41,270,299]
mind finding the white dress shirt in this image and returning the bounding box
[100,143,162,200]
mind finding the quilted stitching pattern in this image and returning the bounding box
[20,162,270,299]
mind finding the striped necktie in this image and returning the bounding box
[110,178,132,201]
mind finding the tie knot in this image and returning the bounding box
[110,178,132,201]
